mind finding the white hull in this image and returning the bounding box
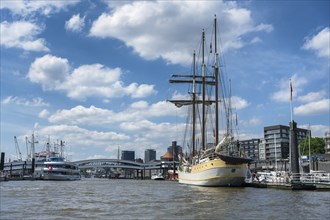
[151,173,165,180]
[179,159,248,187]
[34,160,81,181]
[43,173,81,181]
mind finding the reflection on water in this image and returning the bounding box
[1,179,329,219]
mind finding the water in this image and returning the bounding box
[1,179,329,220]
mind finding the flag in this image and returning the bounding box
[290,79,293,101]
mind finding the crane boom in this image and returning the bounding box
[14,136,22,161]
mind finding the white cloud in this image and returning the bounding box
[0,0,79,16]
[240,116,262,128]
[38,109,50,118]
[65,13,85,32]
[297,91,326,103]
[28,54,70,90]
[27,54,157,100]
[86,154,110,160]
[0,21,49,52]
[90,1,273,65]
[302,27,330,58]
[48,101,182,126]
[271,73,308,103]
[31,124,130,148]
[231,96,250,110]
[294,99,330,116]
[1,96,49,107]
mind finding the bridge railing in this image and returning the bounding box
[292,172,330,184]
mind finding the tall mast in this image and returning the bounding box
[214,15,219,145]
[202,30,206,151]
[192,51,196,157]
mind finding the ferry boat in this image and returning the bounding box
[38,156,80,181]
[34,141,81,181]
[169,15,252,187]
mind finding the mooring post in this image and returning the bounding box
[0,152,4,171]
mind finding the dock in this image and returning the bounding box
[245,172,330,190]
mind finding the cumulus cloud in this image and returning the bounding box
[271,73,308,103]
[0,0,79,16]
[27,54,157,100]
[48,101,182,126]
[302,27,330,58]
[241,116,262,127]
[31,124,130,148]
[38,109,50,118]
[65,13,85,32]
[27,54,70,90]
[231,96,250,110]
[294,99,330,116]
[0,21,49,52]
[90,1,273,65]
[1,96,49,107]
[297,91,326,103]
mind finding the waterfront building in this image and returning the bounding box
[325,132,330,154]
[160,151,174,161]
[240,139,260,160]
[258,139,266,160]
[135,158,143,163]
[121,150,135,161]
[264,125,309,160]
[144,149,156,162]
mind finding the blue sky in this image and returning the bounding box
[1,0,329,161]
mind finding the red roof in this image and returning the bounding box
[161,151,174,159]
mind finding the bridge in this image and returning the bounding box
[73,159,179,179]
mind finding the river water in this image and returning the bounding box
[1,178,329,220]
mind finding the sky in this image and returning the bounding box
[0,0,329,162]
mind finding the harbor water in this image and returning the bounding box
[1,179,329,220]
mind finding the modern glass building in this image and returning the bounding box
[264,125,309,160]
[121,150,135,161]
[240,124,309,161]
[240,139,260,160]
[144,149,156,162]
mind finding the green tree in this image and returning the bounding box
[299,137,325,155]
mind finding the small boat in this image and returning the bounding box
[151,173,165,180]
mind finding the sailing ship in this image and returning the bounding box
[169,15,252,186]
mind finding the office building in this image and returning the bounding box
[240,139,260,160]
[144,149,156,162]
[325,132,330,154]
[121,150,135,161]
[264,124,309,160]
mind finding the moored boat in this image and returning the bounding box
[169,15,252,187]
[151,173,165,180]
[34,140,81,181]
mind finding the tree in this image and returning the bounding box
[299,137,325,155]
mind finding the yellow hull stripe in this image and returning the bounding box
[191,159,247,174]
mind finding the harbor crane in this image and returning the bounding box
[14,136,22,161]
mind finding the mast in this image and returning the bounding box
[214,15,219,146]
[192,51,196,157]
[202,30,206,151]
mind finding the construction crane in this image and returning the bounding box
[14,136,22,161]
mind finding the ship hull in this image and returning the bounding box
[178,159,248,187]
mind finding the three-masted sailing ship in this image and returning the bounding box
[169,15,251,186]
